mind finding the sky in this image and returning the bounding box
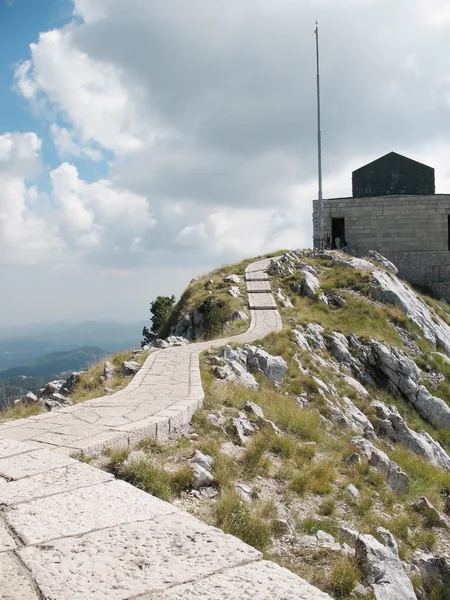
[1,0,450,328]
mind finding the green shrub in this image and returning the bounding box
[214,489,271,551]
[121,457,172,501]
[326,557,359,597]
[198,296,235,338]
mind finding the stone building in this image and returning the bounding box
[313,152,450,301]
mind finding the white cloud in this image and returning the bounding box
[0,132,155,267]
[16,29,148,153]
[50,124,103,162]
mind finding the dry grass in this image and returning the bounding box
[0,402,43,423]
[70,349,149,404]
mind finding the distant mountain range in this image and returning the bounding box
[0,320,148,407]
[0,320,146,372]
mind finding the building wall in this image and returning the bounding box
[312,195,450,300]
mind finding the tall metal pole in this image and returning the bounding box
[315,21,323,244]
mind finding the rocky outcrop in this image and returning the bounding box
[327,397,375,438]
[355,528,417,600]
[413,496,449,528]
[121,360,141,376]
[413,552,450,599]
[372,400,450,470]
[190,450,214,489]
[245,345,287,385]
[368,250,399,275]
[267,253,298,276]
[368,340,450,430]
[371,269,450,354]
[213,361,259,390]
[352,437,410,494]
[295,264,320,299]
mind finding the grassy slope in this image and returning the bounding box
[102,250,450,599]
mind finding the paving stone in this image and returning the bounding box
[0,463,113,506]
[0,553,39,599]
[19,513,261,600]
[150,560,332,600]
[0,519,16,551]
[5,480,179,544]
[0,449,76,480]
[0,438,40,459]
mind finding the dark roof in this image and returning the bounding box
[353,151,433,174]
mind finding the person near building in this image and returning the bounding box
[334,236,341,250]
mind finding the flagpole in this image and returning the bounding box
[315,21,324,246]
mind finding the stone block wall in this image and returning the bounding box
[313,195,450,301]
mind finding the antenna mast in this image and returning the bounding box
[314,21,324,246]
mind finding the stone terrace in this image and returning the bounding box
[0,258,331,600]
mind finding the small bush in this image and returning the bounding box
[319,498,336,516]
[170,464,193,495]
[198,296,235,338]
[121,457,172,501]
[298,516,338,537]
[214,489,271,551]
[326,557,359,598]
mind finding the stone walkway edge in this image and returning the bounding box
[0,258,331,600]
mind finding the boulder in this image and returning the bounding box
[342,375,370,398]
[103,361,115,381]
[267,254,297,276]
[413,496,449,528]
[297,265,320,299]
[235,481,254,502]
[213,360,259,390]
[371,400,450,470]
[368,250,399,275]
[224,274,242,284]
[165,336,190,347]
[352,437,410,494]
[327,397,375,438]
[412,552,450,599]
[37,380,64,399]
[230,412,256,445]
[222,345,247,366]
[228,286,241,298]
[190,463,214,489]
[245,345,287,385]
[61,371,83,393]
[355,529,417,600]
[190,450,214,473]
[231,311,248,322]
[327,293,347,308]
[345,453,361,467]
[121,360,141,376]
[19,392,38,405]
[275,288,294,308]
[244,401,281,435]
[347,484,361,501]
[124,450,147,466]
[304,323,326,349]
[293,329,310,351]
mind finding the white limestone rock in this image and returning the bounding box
[371,269,450,354]
[191,463,214,489]
[190,450,214,473]
[213,360,259,390]
[346,484,360,501]
[355,530,417,600]
[304,323,326,349]
[413,496,449,528]
[371,400,450,470]
[121,360,141,376]
[245,345,287,385]
[368,340,450,430]
[231,311,248,322]
[368,250,398,275]
[412,552,450,598]
[293,329,311,351]
[222,345,247,366]
[228,286,241,298]
[352,437,410,494]
[327,396,375,438]
[224,274,242,284]
[103,361,115,381]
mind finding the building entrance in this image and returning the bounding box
[331,218,345,249]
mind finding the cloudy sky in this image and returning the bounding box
[1,0,450,328]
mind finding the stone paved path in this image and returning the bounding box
[0,258,331,600]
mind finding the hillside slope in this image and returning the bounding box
[102,249,450,600]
